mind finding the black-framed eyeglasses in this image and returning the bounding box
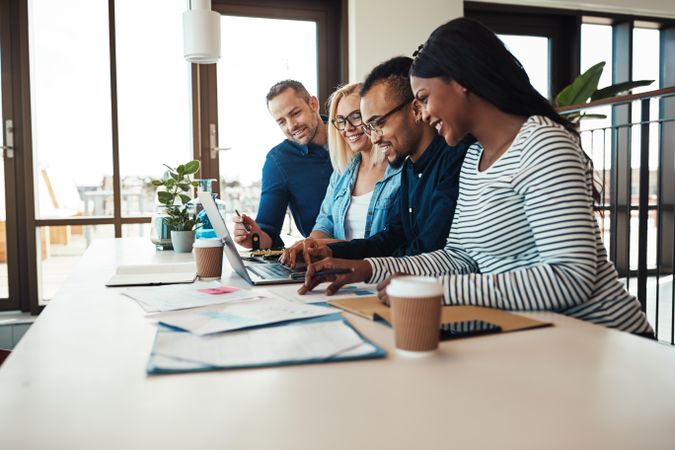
[361,97,413,137]
[331,110,363,131]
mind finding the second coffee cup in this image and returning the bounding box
[194,238,224,280]
[387,276,443,357]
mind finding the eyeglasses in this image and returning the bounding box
[331,110,363,131]
[361,97,413,137]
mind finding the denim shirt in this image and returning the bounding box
[312,153,402,240]
[329,134,469,259]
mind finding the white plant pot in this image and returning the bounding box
[170,230,195,253]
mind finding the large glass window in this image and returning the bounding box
[28,0,113,220]
[216,16,318,234]
[498,34,551,99]
[115,0,192,217]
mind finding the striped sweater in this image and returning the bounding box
[366,116,653,334]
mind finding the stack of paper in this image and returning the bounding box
[148,315,384,374]
[153,296,340,335]
[123,281,259,313]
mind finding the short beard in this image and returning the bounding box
[388,153,406,169]
[293,118,319,146]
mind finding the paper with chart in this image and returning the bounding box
[270,282,378,304]
[153,296,340,335]
[122,281,259,313]
[152,318,377,368]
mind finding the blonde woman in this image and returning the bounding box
[285,83,401,258]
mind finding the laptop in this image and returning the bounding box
[198,191,303,285]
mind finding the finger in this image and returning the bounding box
[302,247,312,265]
[298,274,326,294]
[376,277,392,292]
[303,259,331,288]
[377,287,388,304]
[242,215,257,229]
[325,276,348,295]
[289,246,300,268]
[307,247,327,261]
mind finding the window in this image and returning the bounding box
[115,0,192,217]
[216,16,319,235]
[498,34,550,98]
[27,0,195,302]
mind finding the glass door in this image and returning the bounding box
[0,0,21,310]
[216,15,319,233]
[204,1,342,235]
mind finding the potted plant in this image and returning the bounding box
[554,61,654,124]
[152,160,201,253]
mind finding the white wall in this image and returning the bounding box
[347,0,673,82]
[348,0,463,82]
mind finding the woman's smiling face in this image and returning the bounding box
[410,75,469,146]
[336,94,371,153]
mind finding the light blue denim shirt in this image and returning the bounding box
[312,153,402,240]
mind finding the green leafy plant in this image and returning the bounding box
[152,160,201,232]
[554,61,654,124]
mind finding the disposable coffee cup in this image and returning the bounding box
[193,238,224,280]
[387,276,443,357]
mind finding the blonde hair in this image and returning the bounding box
[327,82,385,174]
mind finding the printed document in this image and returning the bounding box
[153,296,339,335]
[122,281,259,313]
[152,318,376,367]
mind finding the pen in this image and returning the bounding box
[235,209,251,232]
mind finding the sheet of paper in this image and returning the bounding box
[122,281,259,313]
[152,318,376,368]
[269,282,378,304]
[153,296,340,335]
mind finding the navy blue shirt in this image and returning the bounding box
[329,134,468,259]
[256,138,333,248]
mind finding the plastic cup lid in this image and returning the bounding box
[386,276,442,298]
[193,237,223,248]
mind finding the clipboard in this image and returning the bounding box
[327,296,552,333]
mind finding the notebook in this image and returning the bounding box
[198,191,302,285]
[106,262,197,287]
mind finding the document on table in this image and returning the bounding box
[150,316,381,371]
[270,282,378,304]
[122,281,259,313]
[153,296,340,335]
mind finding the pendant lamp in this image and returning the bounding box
[183,0,220,64]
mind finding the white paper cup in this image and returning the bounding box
[387,276,443,356]
[194,238,224,280]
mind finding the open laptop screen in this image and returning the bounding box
[197,191,252,283]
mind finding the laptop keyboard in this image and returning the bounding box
[247,263,293,279]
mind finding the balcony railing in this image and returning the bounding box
[559,86,675,343]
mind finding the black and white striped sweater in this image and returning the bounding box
[367,116,652,334]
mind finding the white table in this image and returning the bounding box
[1,238,674,450]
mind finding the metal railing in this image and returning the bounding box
[559,87,675,343]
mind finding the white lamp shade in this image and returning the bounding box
[183,8,220,64]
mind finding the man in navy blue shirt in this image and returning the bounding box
[283,56,468,266]
[233,80,333,249]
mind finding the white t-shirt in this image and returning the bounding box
[344,191,373,240]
